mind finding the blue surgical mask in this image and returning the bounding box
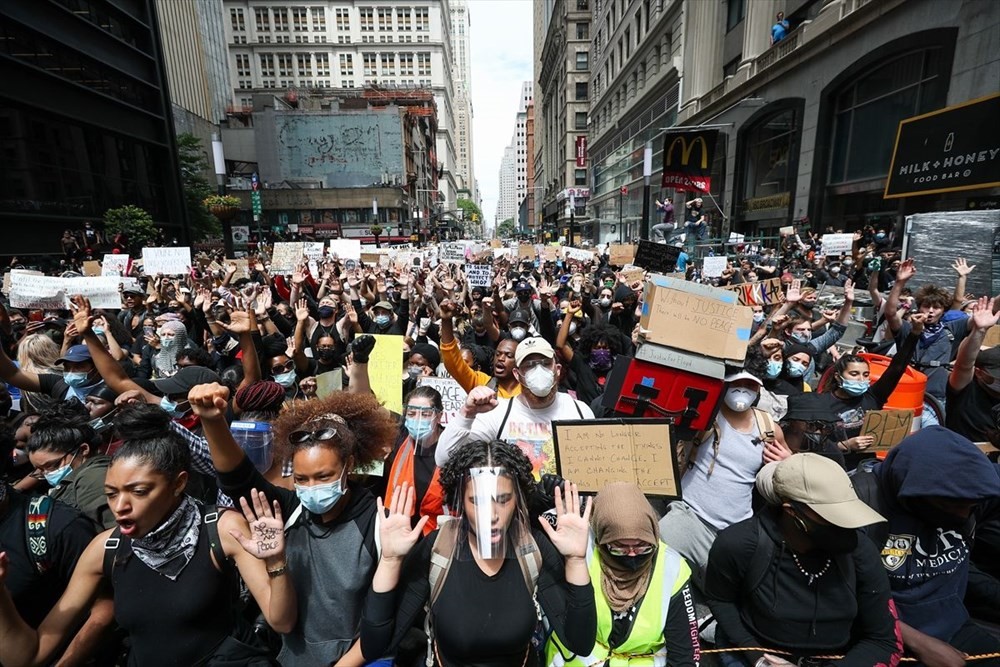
[791,330,812,343]
[274,370,297,388]
[839,378,870,396]
[405,417,434,441]
[44,463,74,487]
[765,359,782,379]
[374,314,391,327]
[787,360,807,378]
[92,327,105,336]
[295,476,345,514]
[64,372,90,388]
[159,395,186,417]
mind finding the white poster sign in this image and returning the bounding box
[821,234,854,256]
[270,242,304,274]
[439,243,466,265]
[328,239,362,261]
[101,254,130,277]
[416,377,468,426]
[465,264,493,288]
[141,247,192,275]
[702,256,728,278]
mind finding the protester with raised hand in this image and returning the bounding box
[439,298,522,398]
[946,296,1000,442]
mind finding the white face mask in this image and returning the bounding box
[724,387,757,412]
[522,365,556,397]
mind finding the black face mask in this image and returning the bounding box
[794,512,858,554]
[801,431,827,452]
[608,551,653,571]
[317,306,335,319]
[316,349,336,363]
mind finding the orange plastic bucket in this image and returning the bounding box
[859,353,926,460]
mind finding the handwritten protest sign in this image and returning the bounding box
[724,277,784,306]
[9,274,66,309]
[315,369,344,398]
[553,419,680,496]
[779,226,795,236]
[633,241,680,274]
[609,244,636,266]
[439,243,466,265]
[620,266,645,287]
[361,252,382,266]
[517,245,536,261]
[82,261,102,276]
[489,239,503,248]
[270,242,303,274]
[862,409,915,451]
[2,269,42,295]
[465,264,493,288]
[821,234,853,255]
[702,256,728,278]
[328,239,362,261]
[417,377,468,426]
[368,334,404,414]
[101,254,130,277]
[563,246,595,263]
[141,247,191,275]
[303,242,326,261]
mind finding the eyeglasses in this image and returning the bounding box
[29,448,80,480]
[605,543,655,557]
[519,358,553,372]
[271,360,295,374]
[288,426,339,444]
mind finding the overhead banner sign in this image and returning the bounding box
[661,129,718,193]
[575,135,588,168]
[884,93,1000,199]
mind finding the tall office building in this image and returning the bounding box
[450,0,476,201]
[223,1,459,208]
[0,0,189,252]
[586,0,1000,243]
[497,145,518,224]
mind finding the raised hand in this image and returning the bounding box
[438,299,457,320]
[378,482,428,561]
[785,280,801,303]
[896,258,916,282]
[971,296,1000,331]
[462,386,498,417]
[187,382,230,421]
[68,295,94,336]
[538,482,592,559]
[295,298,310,322]
[221,308,254,335]
[230,489,286,565]
[952,258,976,277]
[843,278,855,302]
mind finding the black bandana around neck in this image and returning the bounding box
[130,496,201,581]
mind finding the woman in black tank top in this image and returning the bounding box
[0,405,297,667]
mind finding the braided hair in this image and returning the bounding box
[439,439,534,510]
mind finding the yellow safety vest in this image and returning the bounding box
[545,542,690,667]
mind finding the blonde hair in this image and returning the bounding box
[17,334,61,374]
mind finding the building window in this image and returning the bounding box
[575,112,587,129]
[236,53,251,76]
[297,53,312,76]
[339,53,353,75]
[727,0,746,31]
[230,8,245,31]
[359,7,374,31]
[335,8,350,31]
[277,53,293,76]
[740,107,799,210]
[311,7,326,31]
[414,7,429,32]
[417,52,431,76]
[829,48,945,184]
[575,169,587,185]
[397,7,412,30]
[381,52,396,76]
[378,7,392,31]
[576,51,589,70]
[316,53,330,76]
[273,8,289,31]
[576,22,589,39]
[342,79,354,88]
[254,7,270,31]
[363,53,377,77]
[400,53,414,75]
[575,82,588,100]
[292,7,307,31]
[259,53,275,77]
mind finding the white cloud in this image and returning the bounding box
[468,0,533,232]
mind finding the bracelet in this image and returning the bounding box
[266,562,288,578]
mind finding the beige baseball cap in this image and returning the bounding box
[772,454,885,529]
[514,336,555,367]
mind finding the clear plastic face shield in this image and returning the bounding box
[403,404,439,452]
[456,466,530,560]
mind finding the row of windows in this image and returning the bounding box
[247,51,433,78]
[232,6,429,34]
[596,0,651,82]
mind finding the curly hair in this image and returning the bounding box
[27,400,94,454]
[576,322,627,356]
[438,439,535,510]
[914,284,952,310]
[272,392,397,471]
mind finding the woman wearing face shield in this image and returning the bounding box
[706,454,901,667]
[362,439,597,666]
[545,482,700,666]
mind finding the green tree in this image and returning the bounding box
[103,205,157,253]
[456,198,484,238]
[176,133,221,241]
[497,218,517,239]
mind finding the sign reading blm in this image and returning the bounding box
[661,130,718,193]
[884,93,1000,199]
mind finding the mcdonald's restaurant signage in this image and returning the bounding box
[884,93,1000,199]
[661,129,719,192]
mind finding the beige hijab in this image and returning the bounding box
[590,482,660,612]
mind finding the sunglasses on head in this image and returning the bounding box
[288,426,339,444]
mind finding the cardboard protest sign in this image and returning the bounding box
[228,259,250,279]
[541,245,560,262]
[270,242,303,274]
[82,261,102,276]
[821,234,853,255]
[489,239,503,248]
[141,247,191,276]
[328,239,361,261]
[492,247,512,260]
[702,256,728,278]
[465,264,493,288]
[620,266,645,287]
[517,245,536,261]
[609,244,636,266]
[982,325,1000,348]
[553,419,680,496]
[101,254,130,277]
[641,276,753,361]
[9,273,67,309]
[361,253,382,266]
[368,334,404,414]
[439,243,466,265]
[724,277,784,306]
[633,240,680,274]
[315,369,344,399]
[862,409,915,451]
[417,377,468,426]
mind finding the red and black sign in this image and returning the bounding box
[575,136,587,167]
[661,129,719,192]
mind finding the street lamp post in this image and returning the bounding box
[618,186,626,244]
[641,142,653,241]
[211,133,234,258]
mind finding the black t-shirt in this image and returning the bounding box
[569,353,604,406]
[946,380,998,443]
[0,489,97,627]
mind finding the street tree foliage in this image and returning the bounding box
[497,218,517,239]
[457,198,483,238]
[176,133,222,241]
[103,205,157,253]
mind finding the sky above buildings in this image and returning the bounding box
[469,0,532,233]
